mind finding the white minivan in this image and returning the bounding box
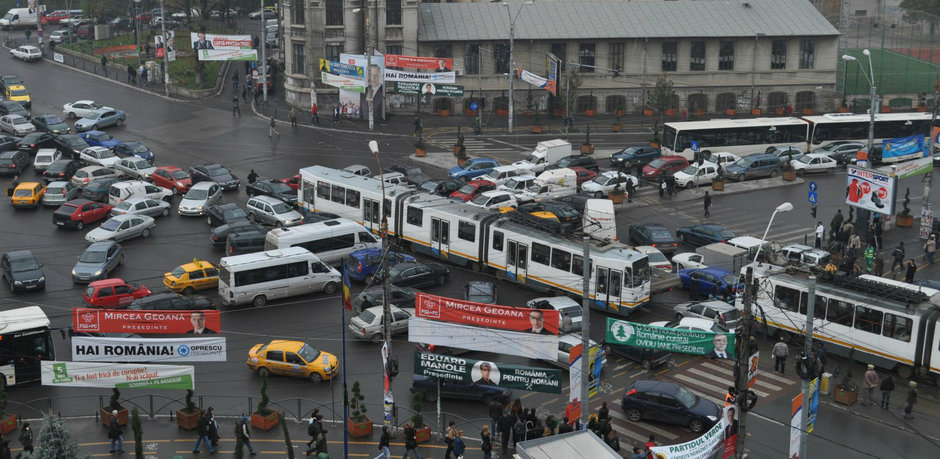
[218,247,341,307]
[0,8,38,29]
[263,218,381,266]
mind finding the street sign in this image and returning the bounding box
[470,102,479,111]
[808,181,817,192]
[808,191,817,204]
[690,141,699,152]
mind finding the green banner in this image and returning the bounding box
[414,351,561,394]
[606,319,736,360]
[392,81,464,96]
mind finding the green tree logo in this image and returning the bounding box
[610,322,634,343]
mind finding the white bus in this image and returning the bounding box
[661,117,810,160]
[264,218,381,266]
[803,112,938,162]
[0,306,55,387]
[218,247,341,307]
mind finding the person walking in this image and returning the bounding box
[242,84,248,102]
[232,71,240,92]
[413,116,423,137]
[829,209,844,241]
[891,242,906,273]
[311,103,320,124]
[18,423,33,454]
[625,178,635,203]
[905,258,917,283]
[874,252,885,277]
[814,222,824,248]
[100,55,108,75]
[903,381,918,419]
[289,108,298,128]
[488,399,502,437]
[140,65,148,86]
[268,117,280,138]
[235,414,257,455]
[772,336,789,374]
[453,430,466,459]
[127,64,136,84]
[0,438,11,459]
[25,28,31,43]
[659,176,666,198]
[631,446,648,459]
[645,435,657,459]
[848,232,861,259]
[374,425,391,459]
[703,191,711,217]
[880,374,895,409]
[598,401,610,421]
[247,169,258,184]
[498,410,513,454]
[107,410,124,453]
[402,421,422,459]
[924,234,936,265]
[233,97,241,117]
[480,425,493,459]
[192,411,216,454]
[207,409,221,447]
[862,364,879,406]
[314,429,328,458]
[444,421,457,459]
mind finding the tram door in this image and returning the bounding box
[430,218,450,258]
[363,198,381,233]
[506,240,528,283]
[595,267,623,312]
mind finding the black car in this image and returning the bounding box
[815,141,866,165]
[621,380,720,433]
[30,114,71,135]
[245,179,297,204]
[82,177,122,202]
[0,75,22,94]
[553,195,591,213]
[544,155,600,172]
[210,220,266,247]
[53,134,91,158]
[419,178,462,196]
[629,223,679,254]
[0,101,29,120]
[17,132,57,154]
[676,224,737,247]
[129,292,216,310]
[603,341,671,370]
[411,375,512,405]
[0,134,20,151]
[518,201,582,226]
[610,145,661,169]
[206,202,250,227]
[464,281,498,304]
[0,150,30,175]
[225,229,267,255]
[190,164,240,191]
[380,262,450,288]
[1,250,45,292]
[353,286,419,314]
[42,159,83,183]
[387,164,432,185]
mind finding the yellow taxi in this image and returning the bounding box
[4,84,31,109]
[10,182,45,208]
[246,340,338,383]
[163,258,219,294]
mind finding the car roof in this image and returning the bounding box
[84,146,111,153]
[350,248,383,257]
[249,195,283,204]
[122,196,158,204]
[0,151,18,158]
[466,179,495,186]
[178,259,215,271]
[190,181,218,190]
[677,316,724,329]
[83,130,107,135]
[685,266,734,276]
[262,340,306,353]
[803,153,832,159]
[633,379,680,393]
[63,198,92,206]
[86,241,117,250]
[156,165,181,171]
[634,246,665,256]
[480,190,512,197]
[89,278,131,287]
[658,155,688,161]
[692,300,736,311]
[5,250,35,259]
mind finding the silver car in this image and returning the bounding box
[42,181,81,207]
[71,165,121,188]
[246,195,303,227]
[33,148,62,173]
[114,157,156,180]
[673,300,741,329]
[110,197,171,218]
[178,182,222,216]
[85,214,156,243]
[71,241,123,283]
[348,305,414,342]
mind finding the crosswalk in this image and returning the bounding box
[428,135,528,163]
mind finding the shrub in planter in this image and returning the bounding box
[177,389,203,430]
[834,350,859,406]
[608,184,625,204]
[896,188,914,227]
[580,125,594,154]
[347,380,373,438]
[0,385,15,435]
[781,150,797,181]
[712,169,725,191]
[251,371,279,431]
[412,391,431,444]
[415,135,428,157]
[101,388,128,427]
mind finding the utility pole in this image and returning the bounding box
[159,0,169,96]
[735,266,754,458]
[798,276,817,459]
[579,236,591,429]
[369,140,393,430]
[507,15,515,134]
[923,81,938,235]
[260,0,267,102]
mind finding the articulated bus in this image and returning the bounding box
[803,112,939,162]
[0,306,55,387]
[661,117,810,160]
[742,263,940,381]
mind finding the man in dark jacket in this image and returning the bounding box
[234,414,257,455]
[107,410,124,453]
[498,411,513,453]
[598,401,609,421]
[192,411,216,454]
[488,400,503,440]
[18,423,33,453]
[402,422,420,458]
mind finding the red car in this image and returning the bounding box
[151,166,193,194]
[136,12,154,22]
[41,11,71,25]
[569,167,598,185]
[53,199,114,230]
[450,179,496,202]
[642,155,691,181]
[280,174,301,191]
[82,278,152,308]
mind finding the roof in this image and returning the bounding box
[516,430,620,459]
[419,0,839,42]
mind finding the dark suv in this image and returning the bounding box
[621,380,719,433]
[0,150,30,175]
[1,250,45,292]
[42,159,83,183]
[129,292,216,310]
[611,146,661,169]
[544,155,599,172]
[411,375,512,405]
[225,230,267,255]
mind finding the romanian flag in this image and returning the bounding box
[342,263,352,311]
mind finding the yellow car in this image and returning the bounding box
[164,258,219,294]
[4,84,31,109]
[247,340,338,383]
[10,182,45,208]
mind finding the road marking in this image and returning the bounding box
[699,362,784,391]
[753,369,797,385]
[613,423,648,443]
[614,363,629,371]
[630,370,648,378]
[686,368,770,398]
[613,369,632,379]
[609,409,679,440]
[672,374,726,402]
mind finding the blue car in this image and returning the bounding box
[610,145,661,169]
[114,141,154,163]
[343,248,415,282]
[675,224,736,247]
[74,108,126,132]
[448,158,500,181]
[79,130,121,150]
[678,267,741,297]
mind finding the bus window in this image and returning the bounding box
[826,299,854,326]
[882,313,912,342]
[317,181,330,200]
[609,270,622,297]
[551,249,571,271]
[773,285,800,312]
[346,189,360,208]
[331,185,345,204]
[492,231,504,251]
[798,292,826,319]
[853,305,883,334]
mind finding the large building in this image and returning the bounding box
[280,0,841,116]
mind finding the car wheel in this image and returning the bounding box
[686,182,695,189]
[161,207,169,217]
[594,191,604,198]
[459,176,468,183]
[252,295,267,307]
[641,359,653,370]
[141,228,150,238]
[308,372,323,383]
[370,333,384,344]
[436,275,446,286]
[183,287,194,295]
[738,174,746,182]
[770,169,779,178]
[257,367,271,378]
[118,254,124,266]
[75,221,83,230]
[689,418,706,433]
[625,407,642,422]
[116,119,124,127]
[796,169,805,176]
[323,282,338,294]
[423,390,438,403]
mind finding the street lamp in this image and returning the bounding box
[501,1,532,134]
[754,202,794,264]
[368,139,392,421]
[842,50,877,241]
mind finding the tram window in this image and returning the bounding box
[302,180,316,204]
[431,219,440,242]
[773,286,800,312]
[531,243,551,266]
[458,221,476,242]
[609,271,622,297]
[317,181,331,200]
[331,185,345,204]
[492,231,504,251]
[826,299,854,326]
[346,189,360,208]
[572,255,592,275]
[798,293,827,319]
[551,248,571,271]
[853,305,883,334]
[596,269,608,294]
[406,207,423,226]
[882,313,912,342]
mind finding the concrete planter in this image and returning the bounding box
[0,413,16,435]
[896,215,914,227]
[176,409,203,431]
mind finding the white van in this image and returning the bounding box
[0,8,38,29]
[108,180,173,206]
[263,218,381,266]
[218,247,340,307]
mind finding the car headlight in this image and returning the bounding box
[38,276,44,282]
[707,415,718,422]
[196,206,203,211]
[94,269,102,276]
[72,268,77,276]
[176,181,184,187]
[323,365,331,372]
[14,281,22,285]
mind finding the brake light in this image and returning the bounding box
[651,243,656,247]
[626,388,637,397]
[361,328,367,334]
[8,165,14,168]
[357,262,362,273]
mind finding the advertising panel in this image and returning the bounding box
[408,318,557,360]
[415,292,560,334]
[196,49,257,61]
[414,351,561,394]
[546,53,559,95]
[321,72,365,92]
[845,166,898,215]
[42,361,194,390]
[384,69,456,84]
[71,336,226,362]
[789,393,802,458]
[72,308,221,334]
[319,59,364,78]
[391,82,464,96]
[649,419,723,459]
[385,54,453,70]
[721,405,739,458]
[189,33,252,50]
[606,319,736,359]
[882,134,925,160]
[339,52,385,121]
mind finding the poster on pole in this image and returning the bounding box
[414,351,561,394]
[721,405,739,458]
[518,67,551,92]
[568,343,583,404]
[746,351,760,388]
[339,52,385,121]
[808,377,819,434]
[72,308,221,334]
[384,54,452,71]
[789,393,802,458]
[606,318,736,359]
[845,166,897,215]
[384,69,455,84]
[391,82,464,96]
[42,361,194,390]
[545,53,559,95]
[71,336,226,362]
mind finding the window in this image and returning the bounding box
[291,0,304,25]
[358,232,377,243]
[798,293,827,319]
[325,44,342,63]
[718,41,734,71]
[285,353,305,364]
[325,0,343,26]
[287,261,308,277]
[531,243,550,265]
[579,43,595,72]
[771,40,787,69]
[492,231,504,251]
[386,0,401,25]
[494,44,510,74]
[609,43,625,73]
[883,313,912,342]
[690,41,706,71]
[773,285,800,312]
[551,248,571,271]
[291,43,305,74]
[330,185,345,204]
[799,39,814,69]
[609,270,622,297]
[551,43,566,71]
[458,221,475,242]
[465,44,480,75]
[434,45,452,59]
[345,189,360,208]
[854,306,882,334]
[826,299,854,326]
[386,44,402,59]
[189,270,205,280]
[406,207,422,226]
[662,42,677,71]
[266,350,284,362]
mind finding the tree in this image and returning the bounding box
[900,0,940,41]
[22,412,89,459]
[131,408,143,459]
[649,74,677,128]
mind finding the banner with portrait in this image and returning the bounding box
[190,33,252,50]
[338,52,385,121]
[385,54,453,71]
[72,308,221,334]
[414,351,561,394]
[384,69,455,84]
[649,418,724,459]
[391,81,463,96]
[606,318,735,359]
[415,292,560,334]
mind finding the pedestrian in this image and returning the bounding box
[268,117,280,138]
[512,417,524,449]
[444,421,457,459]
[659,176,666,197]
[453,430,466,459]
[903,381,918,419]
[924,234,936,265]
[558,417,573,434]
[631,446,648,459]
[289,108,298,128]
[232,71,240,92]
[645,435,657,459]
[905,258,917,283]
[724,386,737,407]
[311,103,320,124]
[848,232,861,259]
[18,422,33,454]
[480,425,493,459]
[772,336,788,374]
[488,399,502,437]
[0,438,11,459]
[862,364,879,406]
[666,174,675,197]
[874,252,884,277]
[598,401,609,421]
[314,429,328,458]
[127,64,136,84]
[333,106,340,126]
[100,55,108,73]
[192,410,216,454]
[106,410,124,453]
[242,84,248,102]
[625,178,635,203]
[402,421,422,459]
[25,28,31,42]
[370,425,390,459]
[891,242,905,272]
[880,374,895,409]
[814,221,824,248]
[830,209,844,240]
[864,244,875,272]
[786,103,793,116]
[498,410,513,453]
[235,413,257,455]
[145,43,151,57]
[704,191,711,217]
[140,65,148,85]
[413,116,423,137]
[245,73,253,91]
[233,97,241,117]
[206,409,220,447]
[681,108,687,120]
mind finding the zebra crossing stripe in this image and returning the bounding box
[608,409,680,440]
[700,361,785,391]
[685,368,771,398]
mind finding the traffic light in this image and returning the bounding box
[810,206,817,218]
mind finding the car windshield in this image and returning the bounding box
[619,147,640,155]
[722,274,738,285]
[456,184,477,194]
[171,170,189,179]
[593,175,614,185]
[126,143,148,153]
[171,267,187,277]
[96,150,115,158]
[680,165,698,175]
[224,208,247,219]
[208,167,229,177]
[797,156,814,164]
[389,264,409,277]
[297,343,320,362]
[131,159,149,168]
[8,116,25,124]
[10,258,39,271]
[271,202,293,214]
[36,154,54,162]
[85,112,104,120]
[67,137,88,148]
[524,184,544,193]
[358,310,377,323]
[100,219,121,231]
[651,230,672,240]
[79,250,107,263]
[719,229,736,239]
[269,182,292,193]
[647,159,666,168]
[10,89,27,96]
[469,194,490,205]
[46,185,66,193]
[646,251,668,263]
[4,102,24,111]
[12,189,32,197]
[115,201,133,210]
[97,133,113,141]
[185,189,208,200]
[723,308,741,321]
[0,159,11,166]
[674,386,698,408]
[556,157,576,167]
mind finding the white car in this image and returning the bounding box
[513,183,578,204]
[634,245,673,273]
[348,305,415,342]
[704,151,741,167]
[85,214,156,243]
[497,175,536,193]
[114,157,156,180]
[0,115,35,136]
[63,100,111,120]
[481,165,530,186]
[672,252,708,272]
[673,161,719,188]
[550,334,607,371]
[791,153,838,175]
[79,147,121,167]
[33,149,62,173]
[71,166,121,188]
[110,197,171,218]
[48,30,73,44]
[10,45,42,62]
[468,190,518,210]
[178,182,223,216]
[650,317,730,334]
[581,171,638,198]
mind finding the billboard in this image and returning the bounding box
[385,54,453,71]
[190,33,256,61]
[384,69,456,84]
[73,308,221,334]
[882,134,925,160]
[42,361,194,390]
[545,53,560,95]
[319,59,364,78]
[339,52,386,121]
[72,336,226,362]
[391,82,463,96]
[606,318,736,359]
[649,418,724,459]
[409,319,557,360]
[321,72,365,92]
[845,166,898,215]
[414,351,561,394]
[415,292,560,334]
[196,49,258,61]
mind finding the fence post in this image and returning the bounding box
[198,395,204,410]
[297,399,301,421]
[149,394,154,418]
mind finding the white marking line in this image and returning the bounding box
[612,424,647,444]
[614,364,629,371]
[686,368,770,398]
[672,374,725,402]
[699,361,788,391]
[748,367,797,386]
[629,370,648,378]
[609,409,679,440]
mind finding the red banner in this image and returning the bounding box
[73,308,221,334]
[415,292,560,335]
[385,54,453,71]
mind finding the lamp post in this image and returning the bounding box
[259,0,268,102]
[501,1,532,134]
[753,202,794,265]
[842,51,876,241]
[368,140,392,420]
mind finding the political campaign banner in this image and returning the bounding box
[391,81,464,96]
[415,292,560,334]
[189,33,252,50]
[384,69,455,84]
[789,393,802,458]
[882,134,925,160]
[339,52,385,121]
[545,53,559,95]
[606,318,736,359]
[518,67,550,91]
[155,31,176,61]
[42,361,194,390]
[933,126,940,147]
[720,405,740,459]
[71,336,226,363]
[879,156,933,178]
[746,351,759,388]
[845,165,897,216]
[649,419,723,459]
[414,351,561,394]
[321,72,365,92]
[196,49,257,61]
[808,377,819,433]
[408,318,557,360]
[385,54,453,71]
[319,58,364,78]
[73,308,221,334]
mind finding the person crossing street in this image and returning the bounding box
[232,97,240,117]
[772,336,788,374]
[704,192,711,217]
[268,117,280,138]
